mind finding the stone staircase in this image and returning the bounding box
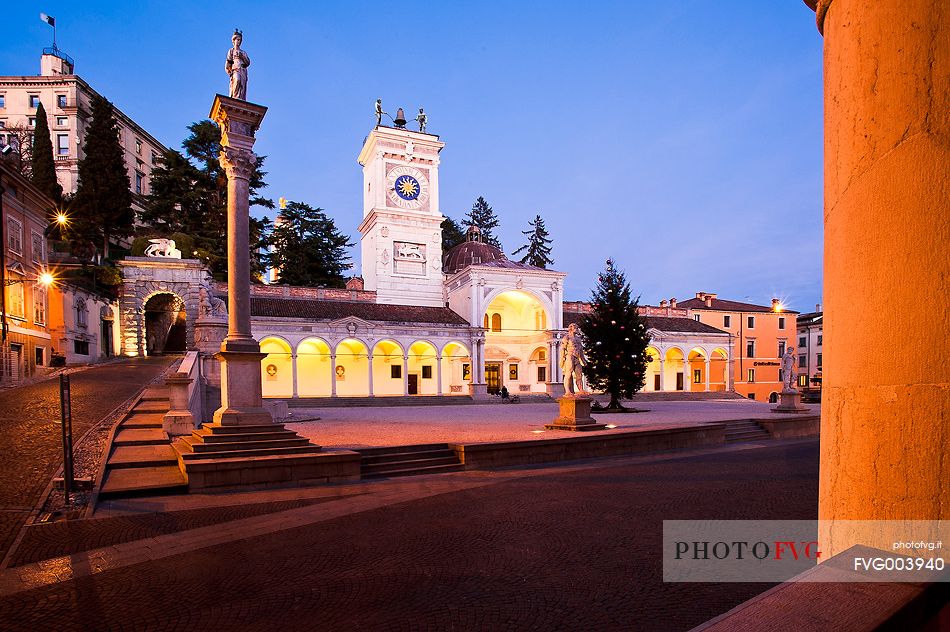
[99,387,188,499]
[355,444,464,479]
[721,419,771,443]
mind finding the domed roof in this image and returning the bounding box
[443,225,505,273]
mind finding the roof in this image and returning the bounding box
[443,240,505,273]
[678,297,799,314]
[562,311,727,336]
[250,297,469,326]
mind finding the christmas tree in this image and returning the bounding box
[512,213,554,268]
[580,259,650,409]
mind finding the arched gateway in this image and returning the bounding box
[118,257,212,356]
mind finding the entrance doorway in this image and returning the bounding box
[654,374,661,391]
[485,362,502,394]
[144,293,186,355]
[676,372,684,391]
[408,374,419,395]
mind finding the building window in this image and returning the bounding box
[748,392,756,400]
[509,364,519,381]
[421,365,432,379]
[534,310,546,330]
[799,354,807,368]
[31,231,44,263]
[56,116,68,127]
[817,335,822,346]
[57,134,69,155]
[7,217,22,254]
[462,363,471,380]
[537,366,547,383]
[35,347,45,367]
[390,364,401,379]
[0,120,5,128]
[778,316,786,329]
[747,369,755,383]
[799,336,806,347]
[135,171,144,194]
[483,314,488,328]
[817,353,822,369]
[778,341,786,357]
[7,284,25,318]
[747,316,755,329]
[76,297,88,328]
[28,117,36,128]
[0,94,5,108]
[29,95,40,108]
[57,94,67,108]
[798,375,808,388]
[723,315,731,327]
[151,151,159,164]
[135,139,142,154]
[693,369,701,384]
[746,339,755,358]
[693,314,700,322]
[491,313,502,332]
[74,340,90,355]
[33,286,46,325]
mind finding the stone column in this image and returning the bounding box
[683,358,692,392]
[436,354,443,395]
[367,355,374,397]
[210,95,271,426]
[402,355,409,396]
[330,354,337,397]
[658,358,666,391]
[704,358,711,392]
[291,352,298,398]
[807,0,950,556]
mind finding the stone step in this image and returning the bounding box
[180,451,331,472]
[121,413,165,429]
[113,427,168,447]
[360,448,456,465]
[108,444,179,468]
[193,429,297,444]
[140,388,170,402]
[176,443,323,461]
[287,396,478,408]
[190,437,313,453]
[132,401,171,414]
[725,431,772,443]
[198,422,287,435]
[99,465,187,498]
[355,443,451,457]
[362,462,465,479]
[362,456,461,474]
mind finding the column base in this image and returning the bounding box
[771,390,810,414]
[215,348,274,426]
[545,382,565,398]
[469,383,490,399]
[545,396,608,431]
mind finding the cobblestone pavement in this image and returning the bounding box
[0,441,818,631]
[0,357,172,562]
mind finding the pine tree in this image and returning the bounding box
[71,94,133,260]
[512,214,554,268]
[441,216,466,256]
[142,120,274,278]
[465,196,501,249]
[580,259,650,409]
[30,102,62,204]
[263,201,353,287]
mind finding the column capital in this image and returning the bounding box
[219,146,257,181]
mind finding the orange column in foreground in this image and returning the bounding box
[809,0,950,555]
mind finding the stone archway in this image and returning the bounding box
[118,258,212,356]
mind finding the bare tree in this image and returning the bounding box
[0,123,34,178]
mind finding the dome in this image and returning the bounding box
[443,226,505,273]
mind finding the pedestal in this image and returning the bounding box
[212,349,273,425]
[545,395,608,431]
[545,381,565,398]
[771,389,810,414]
[469,383,490,399]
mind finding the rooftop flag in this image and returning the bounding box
[40,13,55,27]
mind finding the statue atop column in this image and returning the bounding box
[416,107,428,133]
[375,99,384,125]
[225,29,250,100]
[561,323,588,395]
[781,346,798,392]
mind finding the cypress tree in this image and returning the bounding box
[30,101,63,204]
[72,95,133,260]
[441,216,466,256]
[580,259,650,409]
[512,214,554,268]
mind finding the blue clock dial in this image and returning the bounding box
[394,175,421,201]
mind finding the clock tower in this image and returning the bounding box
[357,125,446,307]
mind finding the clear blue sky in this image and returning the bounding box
[2,1,824,311]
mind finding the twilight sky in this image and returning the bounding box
[2,1,824,310]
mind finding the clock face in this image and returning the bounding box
[386,165,429,210]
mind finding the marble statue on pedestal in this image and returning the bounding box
[781,347,797,392]
[561,323,587,396]
[144,238,181,258]
[225,29,250,100]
